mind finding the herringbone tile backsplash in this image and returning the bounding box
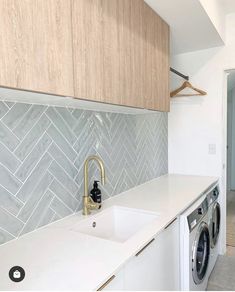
[0,101,167,245]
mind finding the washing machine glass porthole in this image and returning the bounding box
[211,202,221,248]
[192,222,210,285]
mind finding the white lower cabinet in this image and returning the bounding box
[124,237,160,290]
[100,218,179,291]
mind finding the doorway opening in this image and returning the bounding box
[226,71,235,250]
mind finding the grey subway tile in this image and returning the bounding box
[54,107,77,128]
[15,134,52,181]
[14,114,51,161]
[49,179,78,211]
[46,125,77,162]
[49,161,79,195]
[50,197,72,217]
[16,153,53,202]
[0,207,24,237]
[20,190,54,235]
[2,103,30,130]
[0,142,20,172]
[3,101,14,108]
[13,105,45,139]
[46,107,76,144]
[48,143,77,179]
[17,172,54,222]
[0,102,9,119]
[50,213,61,223]
[0,185,23,216]
[0,228,15,244]
[37,207,55,228]
[0,121,19,151]
[0,164,22,194]
[73,110,94,137]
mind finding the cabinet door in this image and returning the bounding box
[154,218,180,290]
[0,0,74,96]
[71,0,169,111]
[143,4,170,111]
[124,238,159,291]
[124,219,180,291]
[71,0,142,106]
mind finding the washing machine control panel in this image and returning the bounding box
[187,197,208,232]
[207,185,219,206]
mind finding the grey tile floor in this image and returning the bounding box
[227,191,235,247]
[207,189,235,291]
[207,246,235,291]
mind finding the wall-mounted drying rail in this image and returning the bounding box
[170,67,189,81]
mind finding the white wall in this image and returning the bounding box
[169,13,235,254]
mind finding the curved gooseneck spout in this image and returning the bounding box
[83,155,105,215]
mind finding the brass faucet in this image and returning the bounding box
[83,155,105,215]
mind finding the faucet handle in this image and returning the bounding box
[88,196,101,210]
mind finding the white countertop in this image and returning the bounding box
[0,174,218,290]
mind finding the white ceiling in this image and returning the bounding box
[144,0,225,55]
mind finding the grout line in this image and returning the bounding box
[47,172,80,203]
[0,162,23,190]
[14,140,53,185]
[0,119,20,145]
[2,101,12,109]
[17,188,54,236]
[0,180,26,206]
[14,158,53,201]
[1,206,25,224]
[50,190,74,213]
[49,189,75,214]
[48,143,80,177]
[35,207,56,230]
[0,227,16,239]
[47,159,79,191]
[45,130,77,164]
[13,109,50,156]
[11,104,33,132]
[0,149,22,172]
[45,112,76,149]
[0,104,15,121]
[53,106,76,131]
[49,211,61,223]
[13,130,53,176]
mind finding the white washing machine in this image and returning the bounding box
[207,185,221,275]
[180,192,211,291]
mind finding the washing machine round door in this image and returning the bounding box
[192,222,210,285]
[211,202,221,248]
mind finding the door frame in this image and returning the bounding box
[221,69,234,254]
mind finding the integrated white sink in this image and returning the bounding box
[72,206,159,243]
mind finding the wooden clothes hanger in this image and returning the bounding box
[169,68,207,98]
[170,81,207,98]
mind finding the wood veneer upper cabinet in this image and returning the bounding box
[144,5,170,111]
[0,0,74,96]
[71,0,170,111]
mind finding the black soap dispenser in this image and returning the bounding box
[90,180,102,208]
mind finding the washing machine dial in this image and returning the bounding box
[198,207,203,215]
